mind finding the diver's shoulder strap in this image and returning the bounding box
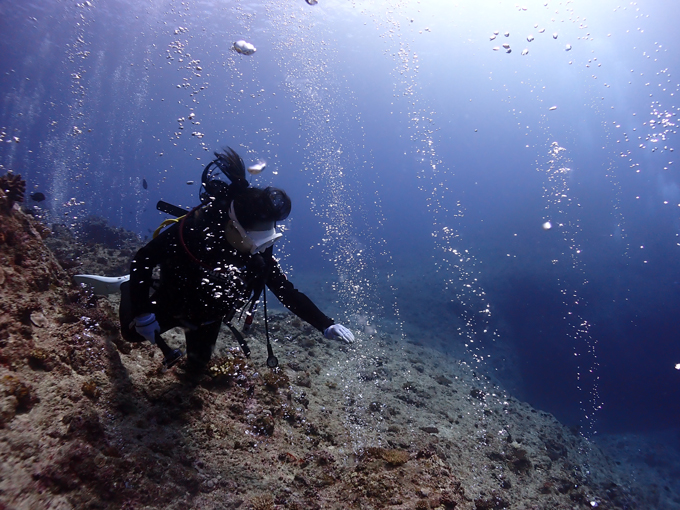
[153,218,182,239]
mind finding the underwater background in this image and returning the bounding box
[1,0,679,451]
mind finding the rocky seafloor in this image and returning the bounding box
[0,198,671,509]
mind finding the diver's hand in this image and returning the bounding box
[132,313,160,344]
[324,324,355,344]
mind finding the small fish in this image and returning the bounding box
[306,0,318,4]
[30,192,45,202]
[549,106,557,110]
[565,44,572,51]
[142,178,148,189]
[522,49,529,55]
[502,43,510,49]
[186,180,195,185]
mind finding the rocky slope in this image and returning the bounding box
[0,193,647,509]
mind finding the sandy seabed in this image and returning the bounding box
[0,204,675,510]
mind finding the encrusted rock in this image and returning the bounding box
[0,395,18,425]
[0,171,26,212]
[29,311,48,328]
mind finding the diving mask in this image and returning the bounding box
[228,202,282,254]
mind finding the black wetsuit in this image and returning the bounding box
[119,205,333,366]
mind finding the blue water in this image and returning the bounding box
[2,0,680,445]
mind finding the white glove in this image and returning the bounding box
[324,324,354,344]
[132,313,160,344]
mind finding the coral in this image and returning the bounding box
[208,355,248,380]
[28,348,49,362]
[0,171,26,212]
[1,374,37,411]
[0,206,68,297]
[249,494,275,510]
[382,448,410,466]
[28,347,52,371]
[365,447,410,466]
[262,368,290,390]
[0,374,38,425]
[81,379,100,399]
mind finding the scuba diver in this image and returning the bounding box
[76,148,354,371]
